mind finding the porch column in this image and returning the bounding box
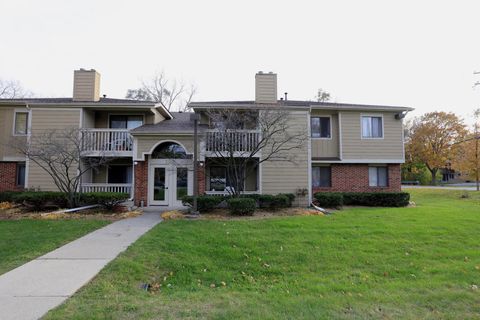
[197,162,206,195]
[134,158,148,207]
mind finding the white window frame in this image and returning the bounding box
[361,114,384,139]
[368,165,388,187]
[311,115,332,140]
[13,110,29,136]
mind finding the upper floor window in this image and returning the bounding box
[109,115,143,130]
[14,112,29,135]
[311,117,331,138]
[362,116,383,138]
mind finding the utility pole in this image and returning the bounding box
[190,113,201,214]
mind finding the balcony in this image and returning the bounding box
[205,129,260,154]
[81,183,133,197]
[81,129,133,157]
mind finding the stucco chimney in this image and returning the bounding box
[73,69,101,102]
[255,71,277,104]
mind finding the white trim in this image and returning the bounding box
[25,105,32,188]
[360,113,384,140]
[338,112,343,160]
[401,119,406,162]
[139,139,192,161]
[12,109,29,136]
[307,111,312,204]
[310,115,333,140]
[2,156,26,161]
[79,108,84,128]
[312,159,404,164]
[31,107,82,111]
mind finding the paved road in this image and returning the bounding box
[0,212,162,320]
[402,185,478,191]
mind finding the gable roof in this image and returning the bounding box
[0,97,155,105]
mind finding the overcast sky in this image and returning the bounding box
[1,0,480,124]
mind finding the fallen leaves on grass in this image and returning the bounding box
[160,210,186,220]
[0,202,14,210]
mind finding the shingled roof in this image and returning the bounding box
[130,112,205,135]
[0,97,156,105]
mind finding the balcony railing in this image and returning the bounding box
[81,183,133,197]
[205,129,260,152]
[81,129,133,155]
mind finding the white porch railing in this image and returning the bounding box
[81,129,133,153]
[81,183,133,197]
[205,129,260,152]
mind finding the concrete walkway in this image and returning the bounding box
[0,212,162,320]
[403,185,478,191]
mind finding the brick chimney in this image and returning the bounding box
[255,71,277,104]
[73,69,101,102]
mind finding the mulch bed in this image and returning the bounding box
[0,202,142,221]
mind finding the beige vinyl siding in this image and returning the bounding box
[28,108,81,190]
[82,109,95,128]
[0,106,27,160]
[340,111,404,160]
[73,70,100,102]
[135,135,194,160]
[261,110,309,206]
[310,111,340,158]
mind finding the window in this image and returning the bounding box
[151,142,189,159]
[369,166,388,187]
[16,163,26,187]
[107,165,132,183]
[362,116,383,138]
[208,166,243,192]
[311,117,331,138]
[14,112,28,135]
[209,166,227,191]
[312,166,331,188]
[109,115,143,129]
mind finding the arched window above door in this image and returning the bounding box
[151,142,189,159]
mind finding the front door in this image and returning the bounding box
[149,165,193,206]
[150,166,169,205]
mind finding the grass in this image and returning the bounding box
[0,219,109,275]
[46,189,480,319]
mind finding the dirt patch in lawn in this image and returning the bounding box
[0,202,142,221]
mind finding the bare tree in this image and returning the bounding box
[205,108,307,196]
[11,128,112,207]
[126,71,196,111]
[316,88,331,102]
[0,79,32,98]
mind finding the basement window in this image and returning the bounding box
[369,166,388,187]
[312,166,331,188]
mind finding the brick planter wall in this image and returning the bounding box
[0,162,22,192]
[313,163,401,194]
[134,158,148,207]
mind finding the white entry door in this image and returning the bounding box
[150,166,169,205]
[148,165,193,206]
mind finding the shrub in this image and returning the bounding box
[314,192,344,208]
[258,194,291,209]
[80,192,129,210]
[342,192,410,207]
[12,192,68,211]
[227,198,256,216]
[278,193,295,207]
[181,195,224,212]
[0,191,22,203]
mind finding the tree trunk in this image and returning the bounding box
[430,168,437,186]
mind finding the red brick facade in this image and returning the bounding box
[0,162,23,192]
[197,163,206,195]
[134,158,149,207]
[313,163,401,194]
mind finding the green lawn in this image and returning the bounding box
[0,219,109,275]
[46,189,480,319]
